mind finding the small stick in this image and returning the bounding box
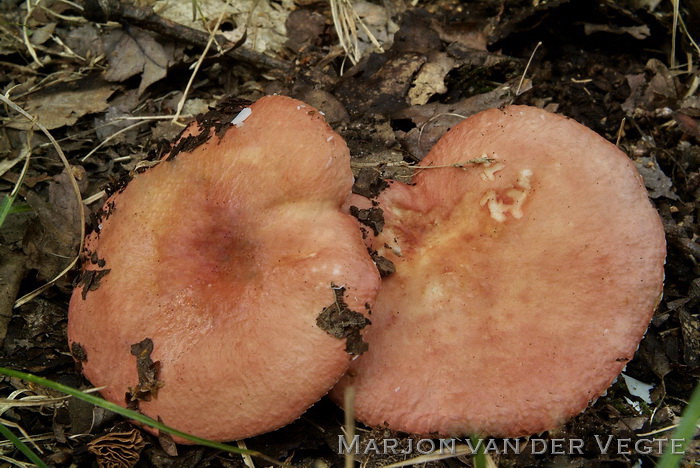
[343,385,356,468]
[351,157,494,170]
[615,117,626,147]
[516,41,542,96]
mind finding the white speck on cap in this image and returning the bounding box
[231,108,252,127]
[327,136,334,142]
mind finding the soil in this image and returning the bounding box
[0,0,699,467]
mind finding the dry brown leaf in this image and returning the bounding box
[583,23,651,40]
[103,28,174,96]
[23,167,85,281]
[393,84,514,159]
[29,22,57,46]
[634,156,679,200]
[10,82,116,130]
[408,52,456,105]
[622,59,680,114]
[65,24,104,61]
[0,247,26,342]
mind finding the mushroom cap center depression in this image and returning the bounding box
[68,96,380,442]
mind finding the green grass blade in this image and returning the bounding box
[470,435,488,468]
[0,421,49,468]
[656,381,700,468]
[8,203,31,215]
[0,367,282,465]
[0,141,32,231]
[0,193,16,229]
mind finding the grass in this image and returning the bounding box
[656,380,700,468]
[0,196,30,230]
[0,135,33,231]
[0,422,49,468]
[0,367,282,466]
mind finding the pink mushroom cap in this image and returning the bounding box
[69,96,380,441]
[332,105,666,437]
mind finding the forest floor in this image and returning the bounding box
[0,0,699,466]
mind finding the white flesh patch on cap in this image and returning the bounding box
[479,168,533,222]
[480,155,505,181]
[231,107,252,127]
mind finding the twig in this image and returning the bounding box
[82,190,105,205]
[350,157,493,171]
[80,0,290,73]
[670,0,679,69]
[237,440,256,468]
[81,120,149,162]
[615,117,626,147]
[678,12,700,61]
[22,0,42,66]
[343,386,356,468]
[516,41,542,96]
[417,112,467,153]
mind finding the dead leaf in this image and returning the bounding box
[431,18,488,51]
[316,287,371,355]
[103,28,174,96]
[583,23,651,40]
[634,156,679,200]
[408,52,456,105]
[336,52,427,117]
[681,95,700,116]
[393,83,514,159]
[0,246,26,342]
[65,24,104,61]
[30,22,57,46]
[334,9,441,117]
[153,0,293,56]
[127,338,164,403]
[352,0,399,55]
[646,58,678,106]
[622,59,679,113]
[622,73,647,114]
[292,88,350,124]
[674,112,700,140]
[23,167,84,281]
[639,332,672,380]
[352,167,388,198]
[157,419,178,457]
[285,9,326,53]
[10,81,116,130]
[627,0,663,11]
[680,310,700,366]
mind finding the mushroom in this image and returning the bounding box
[68,96,380,441]
[332,105,666,437]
